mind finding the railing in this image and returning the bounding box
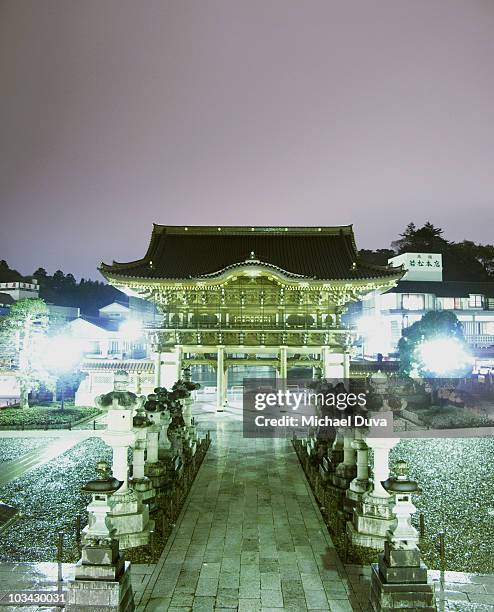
[350,362,399,375]
[465,334,494,347]
[144,324,350,333]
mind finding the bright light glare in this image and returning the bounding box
[43,335,84,372]
[417,337,472,375]
[119,319,143,341]
[357,316,393,356]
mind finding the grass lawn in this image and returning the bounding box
[0,403,101,428]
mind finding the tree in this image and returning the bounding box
[392,222,449,254]
[398,311,471,378]
[385,222,491,280]
[0,299,50,408]
[33,267,48,279]
[0,260,24,282]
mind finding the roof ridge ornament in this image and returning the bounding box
[247,251,260,263]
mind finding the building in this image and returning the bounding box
[69,298,159,405]
[100,225,402,409]
[0,279,79,323]
[0,279,39,300]
[98,301,131,322]
[46,304,80,324]
[64,313,149,405]
[98,298,161,326]
[359,252,494,368]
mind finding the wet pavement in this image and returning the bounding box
[0,561,153,611]
[0,402,493,610]
[138,402,354,611]
[346,564,494,611]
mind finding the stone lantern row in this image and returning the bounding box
[304,406,435,611]
[66,369,200,612]
[96,369,199,550]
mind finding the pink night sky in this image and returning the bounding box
[1,0,494,278]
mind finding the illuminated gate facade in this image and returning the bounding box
[100,226,402,409]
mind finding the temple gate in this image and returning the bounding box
[100,225,401,410]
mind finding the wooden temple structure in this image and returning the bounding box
[100,225,402,409]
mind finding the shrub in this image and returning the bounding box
[0,404,101,427]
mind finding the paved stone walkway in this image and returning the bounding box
[0,402,492,610]
[138,405,354,611]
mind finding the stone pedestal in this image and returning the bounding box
[345,435,369,515]
[146,427,159,464]
[184,434,197,458]
[305,434,316,458]
[158,409,172,458]
[144,427,169,493]
[333,431,357,487]
[181,366,200,439]
[107,488,155,550]
[68,555,134,612]
[130,439,155,508]
[167,401,186,459]
[144,409,171,493]
[348,435,398,549]
[329,430,344,471]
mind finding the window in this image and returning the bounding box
[484,321,494,335]
[402,294,424,310]
[468,294,483,308]
[441,297,462,310]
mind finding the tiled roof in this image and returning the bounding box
[82,360,154,372]
[100,225,401,282]
[389,280,494,298]
[79,316,121,332]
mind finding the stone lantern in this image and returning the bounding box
[66,462,134,612]
[130,406,155,508]
[347,388,398,548]
[333,429,357,489]
[143,392,170,493]
[348,436,398,548]
[158,407,173,457]
[369,460,435,612]
[98,371,137,491]
[182,366,197,440]
[80,461,122,548]
[97,371,154,550]
[345,434,370,511]
[370,370,388,396]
